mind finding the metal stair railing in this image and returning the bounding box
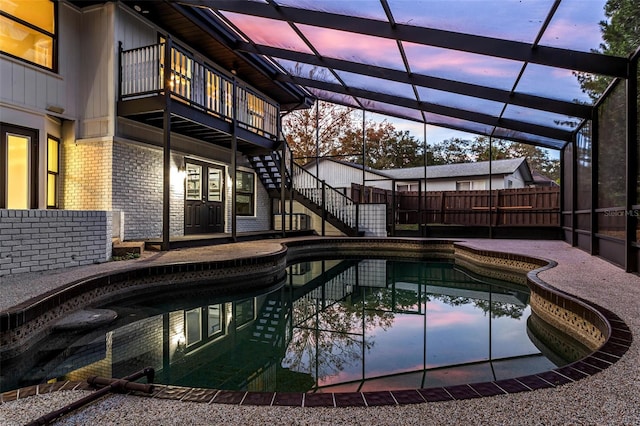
[251,140,360,234]
[290,161,359,232]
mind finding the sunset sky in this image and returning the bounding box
[216,0,611,151]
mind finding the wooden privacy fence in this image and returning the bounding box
[351,184,560,227]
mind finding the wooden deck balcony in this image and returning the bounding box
[117,40,280,152]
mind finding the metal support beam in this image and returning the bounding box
[625,55,638,272]
[570,140,578,246]
[361,109,366,203]
[231,78,238,242]
[280,76,573,143]
[203,1,628,77]
[161,38,172,251]
[259,45,592,120]
[280,140,286,237]
[591,109,599,255]
[488,136,493,239]
[391,179,396,237]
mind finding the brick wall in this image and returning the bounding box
[65,138,272,240]
[62,139,112,210]
[112,141,184,240]
[0,209,112,276]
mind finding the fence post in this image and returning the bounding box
[355,203,360,236]
[321,180,326,236]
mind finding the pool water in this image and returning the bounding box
[0,258,590,393]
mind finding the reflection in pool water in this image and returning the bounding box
[0,259,589,393]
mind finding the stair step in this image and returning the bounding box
[112,241,145,257]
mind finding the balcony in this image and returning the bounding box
[117,41,280,152]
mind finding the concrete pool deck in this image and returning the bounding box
[1,238,638,425]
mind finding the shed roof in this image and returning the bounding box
[383,158,532,181]
[309,157,533,182]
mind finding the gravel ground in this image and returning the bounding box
[1,239,639,426]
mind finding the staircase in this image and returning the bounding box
[251,298,285,346]
[248,147,362,237]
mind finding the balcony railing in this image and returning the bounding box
[119,42,279,140]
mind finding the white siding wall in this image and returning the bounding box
[310,161,392,192]
[77,3,115,139]
[504,169,527,188]
[115,4,157,50]
[408,173,524,192]
[0,2,81,120]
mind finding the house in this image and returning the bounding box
[531,170,559,187]
[0,0,313,275]
[304,157,534,195]
[303,158,393,193]
[385,157,534,191]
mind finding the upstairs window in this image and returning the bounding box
[0,0,56,71]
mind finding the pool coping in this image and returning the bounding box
[0,238,633,407]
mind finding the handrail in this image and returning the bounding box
[291,161,359,229]
[119,43,278,140]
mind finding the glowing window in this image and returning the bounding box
[0,0,56,70]
[7,134,30,209]
[47,136,59,208]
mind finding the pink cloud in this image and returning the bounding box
[222,12,313,53]
[425,302,478,328]
[298,25,404,69]
[542,18,603,50]
[404,42,522,80]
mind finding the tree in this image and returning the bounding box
[428,136,561,182]
[282,100,357,164]
[575,0,640,100]
[428,138,474,165]
[335,121,424,169]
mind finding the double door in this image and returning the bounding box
[184,161,224,234]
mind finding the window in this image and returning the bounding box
[158,36,193,100]
[0,0,56,71]
[397,183,419,192]
[47,136,59,208]
[183,304,226,353]
[185,163,202,200]
[235,299,255,327]
[185,308,202,347]
[1,124,38,209]
[456,181,471,191]
[207,304,224,337]
[236,170,255,216]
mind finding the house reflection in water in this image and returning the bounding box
[14,258,587,393]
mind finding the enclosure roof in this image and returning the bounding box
[173,0,632,150]
[384,158,532,181]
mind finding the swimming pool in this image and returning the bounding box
[0,256,589,393]
[0,238,629,406]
